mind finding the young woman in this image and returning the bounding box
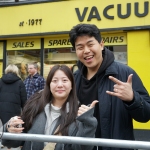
[2,65,98,150]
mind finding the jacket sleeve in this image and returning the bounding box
[70,107,97,150]
[20,81,27,108]
[2,123,25,148]
[124,70,150,122]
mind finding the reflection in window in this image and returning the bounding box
[44,48,78,79]
[6,46,127,80]
[7,50,41,80]
[106,46,127,65]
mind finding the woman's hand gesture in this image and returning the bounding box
[77,100,98,116]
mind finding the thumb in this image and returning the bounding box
[90,100,99,108]
[127,74,133,85]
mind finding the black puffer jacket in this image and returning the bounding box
[0,73,27,124]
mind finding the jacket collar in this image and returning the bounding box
[28,73,39,78]
[105,61,119,76]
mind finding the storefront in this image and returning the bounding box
[0,0,150,140]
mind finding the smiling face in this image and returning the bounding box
[75,35,104,72]
[50,70,72,104]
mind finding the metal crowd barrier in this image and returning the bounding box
[1,132,150,149]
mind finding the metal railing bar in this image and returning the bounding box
[1,132,150,149]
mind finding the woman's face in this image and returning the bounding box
[50,70,72,102]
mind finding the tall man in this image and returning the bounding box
[69,24,150,150]
[24,62,45,99]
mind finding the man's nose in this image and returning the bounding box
[84,46,90,53]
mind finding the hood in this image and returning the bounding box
[1,72,21,84]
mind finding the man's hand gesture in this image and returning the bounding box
[106,74,134,102]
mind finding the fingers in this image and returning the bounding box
[90,100,99,108]
[7,116,24,133]
[108,76,122,85]
[78,105,90,116]
[109,74,133,85]
[8,126,24,133]
[107,74,134,101]
[127,74,133,84]
[106,90,120,97]
[10,117,24,127]
[77,100,99,116]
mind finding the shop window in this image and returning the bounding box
[106,46,127,65]
[7,50,41,80]
[43,46,127,79]
[113,46,127,65]
[44,48,78,79]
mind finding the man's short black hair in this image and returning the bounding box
[69,24,101,48]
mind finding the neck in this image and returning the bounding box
[87,70,97,80]
[30,72,37,77]
[52,99,66,108]
[87,58,103,80]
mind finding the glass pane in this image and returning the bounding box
[7,50,41,80]
[113,46,127,65]
[106,46,127,65]
[44,48,78,79]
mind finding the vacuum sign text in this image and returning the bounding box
[75,2,149,21]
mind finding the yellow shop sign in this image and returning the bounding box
[7,39,40,50]
[102,33,127,45]
[44,33,127,48]
[44,37,71,48]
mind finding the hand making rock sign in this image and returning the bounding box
[106,74,134,102]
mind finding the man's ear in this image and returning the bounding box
[100,40,104,50]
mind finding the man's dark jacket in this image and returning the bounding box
[0,73,27,124]
[74,57,150,150]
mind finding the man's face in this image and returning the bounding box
[28,65,37,76]
[75,35,104,71]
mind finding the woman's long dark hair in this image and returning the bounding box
[21,90,46,131]
[21,65,79,135]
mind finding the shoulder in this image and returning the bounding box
[17,79,25,86]
[39,76,45,82]
[24,76,30,81]
[107,61,135,75]
[73,70,81,79]
[11,80,25,89]
[109,61,131,69]
[106,62,142,84]
[36,74,45,79]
